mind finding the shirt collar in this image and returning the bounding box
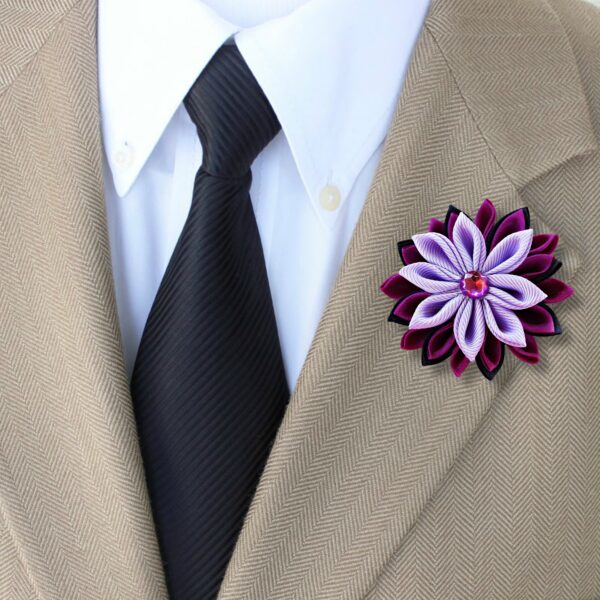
[99,0,431,214]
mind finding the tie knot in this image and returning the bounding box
[184,45,281,178]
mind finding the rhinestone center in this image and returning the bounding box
[459,271,489,299]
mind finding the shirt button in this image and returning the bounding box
[114,143,134,170]
[319,184,341,211]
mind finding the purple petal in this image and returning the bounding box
[424,322,456,363]
[486,274,547,310]
[483,299,526,348]
[453,298,486,361]
[478,331,504,377]
[512,254,555,280]
[391,291,430,323]
[537,278,574,304]
[380,274,420,300]
[516,304,561,336]
[398,241,424,266]
[453,212,487,271]
[409,292,465,330]
[399,263,460,294]
[401,328,431,350]
[428,218,445,234]
[482,229,533,275]
[489,207,530,249]
[508,334,540,364]
[450,347,470,377]
[412,232,465,275]
[474,199,497,238]
[529,233,559,256]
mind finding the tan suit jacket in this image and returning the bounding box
[2,0,600,597]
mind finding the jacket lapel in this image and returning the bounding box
[0,1,168,598]
[219,1,596,598]
[1,0,597,598]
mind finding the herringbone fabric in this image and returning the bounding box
[1,0,600,599]
[130,45,288,600]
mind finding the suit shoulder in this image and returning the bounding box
[546,0,600,138]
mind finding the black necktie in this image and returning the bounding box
[130,45,289,600]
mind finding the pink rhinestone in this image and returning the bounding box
[459,271,489,299]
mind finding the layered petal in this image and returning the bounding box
[380,273,419,300]
[488,207,530,249]
[409,292,465,330]
[483,299,526,347]
[537,278,574,304]
[450,347,470,377]
[412,232,465,275]
[529,233,559,256]
[477,332,504,380]
[453,298,486,361]
[512,254,555,280]
[423,322,456,364]
[428,218,445,234]
[474,198,496,238]
[390,291,430,324]
[453,212,487,271]
[487,274,547,310]
[401,328,431,350]
[397,240,424,266]
[399,262,460,294]
[508,334,540,364]
[516,304,561,336]
[444,206,461,241]
[482,229,533,275]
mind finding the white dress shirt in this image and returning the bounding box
[98,0,431,389]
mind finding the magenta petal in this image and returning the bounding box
[429,218,445,234]
[537,278,574,304]
[508,334,540,364]
[474,199,497,238]
[478,331,503,374]
[446,211,459,241]
[489,207,530,249]
[516,304,561,336]
[453,213,487,271]
[392,291,431,323]
[450,347,470,377]
[482,229,533,275]
[380,274,420,300]
[401,328,431,350]
[424,322,456,363]
[529,233,559,256]
[512,254,555,280]
[398,241,424,266]
[453,298,486,361]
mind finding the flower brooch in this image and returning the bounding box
[381,199,573,379]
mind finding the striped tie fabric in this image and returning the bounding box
[130,45,290,599]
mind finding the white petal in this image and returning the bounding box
[487,274,547,310]
[399,263,460,294]
[483,299,526,348]
[453,299,486,362]
[482,229,533,275]
[452,212,487,272]
[412,232,465,276]
[409,292,465,330]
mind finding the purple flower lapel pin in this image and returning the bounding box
[381,199,574,380]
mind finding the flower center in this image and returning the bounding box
[459,271,490,299]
